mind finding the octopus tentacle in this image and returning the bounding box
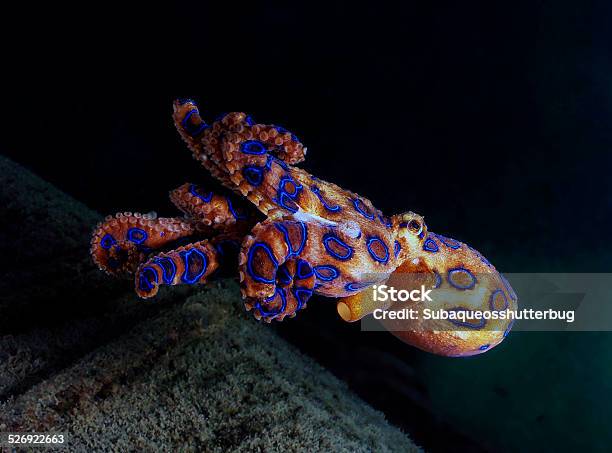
[238,218,315,322]
[90,212,197,277]
[172,99,234,188]
[173,99,306,190]
[169,182,255,228]
[134,239,220,299]
[336,288,392,323]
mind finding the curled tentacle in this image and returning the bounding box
[238,218,315,322]
[173,99,306,191]
[134,240,220,299]
[220,119,306,166]
[169,182,255,228]
[172,99,234,188]
[90,212,196,277]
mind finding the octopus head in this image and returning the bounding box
[337,217,518,356]
[381,232,518,356]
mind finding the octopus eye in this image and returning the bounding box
[408,219,422,233]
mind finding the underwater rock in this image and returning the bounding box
[0,155,419,451]
[0,154,125,327]
[0,155,185,401]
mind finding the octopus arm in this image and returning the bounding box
[91,212,198,277]
[134,239,220,298]
[238,217,317,322]
[169,182,255,229]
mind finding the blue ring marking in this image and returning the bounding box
[447,308,487,329]
[264,154,273,170]
[313,265,339,282]
[366,236,389,264]
[180,248,208,284]
[501,274,518,301]
[281,175,303,194]
[296,259,314,280]
[240,140,267,155]
[394,240,401,258]
[274,175,303,213]
[242,165,265,186]
[322,233,354,261]
[489,289,509,311]
[271,155,289,171]
[434,271,442,289]
[181,109,197,127]
[345,281,375,292]
[274,125,299,142]
[277,265,293,285]
[257,287,288,317]
[181,109,209,136]
[293,287,312,310]
[281,178,299,195]
[504,319,515,338]
[127,228,147,244]
[310,186,341,212]
[275,221,307,258]
[436,234,461,249]
[278,195,299,213]
[378,214,392,228]
[353,198,375,220]
[226,197,248,220]
[245,115,255,126]
[100,234,116,250]
[423,238,439,252]
[189,184,213,203]
[479,344,491,351]
[187,122,209,136]
[138,267,158,292]
[246,242,279,284]
[447,267,477,290]
[153,257,177,285]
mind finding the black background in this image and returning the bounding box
[3,2,611,272]
[2,2,611,452]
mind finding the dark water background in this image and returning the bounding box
[2,2,611,451]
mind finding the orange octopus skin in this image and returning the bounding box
[90,98,517,357]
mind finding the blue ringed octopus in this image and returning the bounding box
[90,99,517,357]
